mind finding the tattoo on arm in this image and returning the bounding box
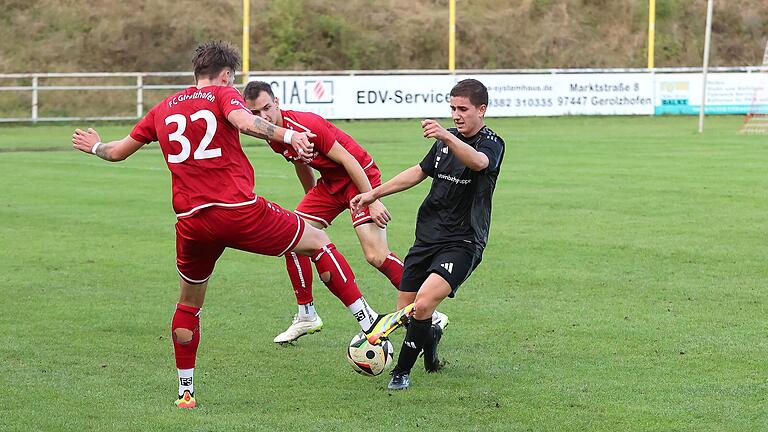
[243,116,276,140]
[94,143,116,161]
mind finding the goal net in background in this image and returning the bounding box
[741,40,768,134]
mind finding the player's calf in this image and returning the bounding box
[392,315,431,371]
[374,252,404,289]
[311,243,362,306]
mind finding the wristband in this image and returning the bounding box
[91,141,102,155]
[282,130,295,145]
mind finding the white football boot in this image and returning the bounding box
[432,310,449,330]
[273,314,323,343]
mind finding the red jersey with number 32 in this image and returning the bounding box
[266,110,374,194]
[130,85,255,218]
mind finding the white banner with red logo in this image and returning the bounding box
[249,72,764,119]
[249,73,655,119]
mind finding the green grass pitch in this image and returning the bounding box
[1,116,766,431]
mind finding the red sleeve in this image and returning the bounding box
[218,86,249,118]
[130,107,157,143]
[305,113,336,155]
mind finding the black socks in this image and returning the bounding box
[394,317,432,373]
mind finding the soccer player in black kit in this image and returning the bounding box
[351,79,504,390]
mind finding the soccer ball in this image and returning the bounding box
[346,332,394,377]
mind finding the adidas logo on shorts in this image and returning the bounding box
[440,262,453,273]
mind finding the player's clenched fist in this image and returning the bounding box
[421,119,451,141]
[289,131,316,163]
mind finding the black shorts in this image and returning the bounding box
[400,241,482,298]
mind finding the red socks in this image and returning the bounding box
[311,243,363,307]
[376,252,404,289]
[171,303,201,369]
[289,246,401,306]
[285,252,314,305]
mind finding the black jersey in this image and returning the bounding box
[416,126,505,252]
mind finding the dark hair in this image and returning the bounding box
[450,79,488,107]
[192,41,241,80]
[243,81,275,101]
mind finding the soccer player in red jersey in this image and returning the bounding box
[71,41,412,408]
[243,82,448,343]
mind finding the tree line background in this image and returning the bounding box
[2,0,767,73]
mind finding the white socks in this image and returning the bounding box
[178,368,194,397]
[298,302,317,319]
[347,297,377,332]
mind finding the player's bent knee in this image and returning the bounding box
[311,226,330,244]
[305,226,331,249]
[413,299,438,320]
[293,226,331,256]
[173,328,194,345]
[364,251,386,268]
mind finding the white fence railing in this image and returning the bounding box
[0,67,766,122]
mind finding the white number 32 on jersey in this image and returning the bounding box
[165,109,220,163]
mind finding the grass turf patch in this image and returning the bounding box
[1,116,766,431]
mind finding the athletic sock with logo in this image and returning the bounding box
[348,296,378,332]
[177,368,194,396]
[298,301,317,319]
[311,243,378,330]
[394,317,432,373]
[376,252,404,289]
[285,252,314,305]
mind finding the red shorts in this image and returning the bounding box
[175,197,305,284]
[295,167,382,228]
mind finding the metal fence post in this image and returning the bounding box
[136,74,143,119]
[32,75,39,123]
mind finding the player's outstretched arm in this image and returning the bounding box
[71,128,145,162]
[350,165,427,213]
[422,119,489,171]
[227,110,315,162]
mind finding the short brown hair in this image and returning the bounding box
[450,79,488,107]
[243,81,275,101]
[192,41,241,80]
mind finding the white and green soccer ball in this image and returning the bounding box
[346,332,394,377]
